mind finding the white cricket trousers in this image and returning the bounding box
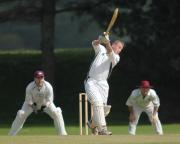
[8,102,67,136]
[84,78,109,131]
[129,105,163,135]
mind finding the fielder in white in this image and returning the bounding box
[126,80,163,135]
[85,35,124,135]
[8,70,67,136]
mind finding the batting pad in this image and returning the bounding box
[93,105,106,130]
[104,105,111,117]
[45,106,67,135]
[8,110,27,136]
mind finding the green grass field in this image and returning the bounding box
[0,124,180,144]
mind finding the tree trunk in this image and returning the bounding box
[41,0,55,84]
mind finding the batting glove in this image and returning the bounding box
[98,33,110,44]
[31,103,38,114]
[36,105,47,113]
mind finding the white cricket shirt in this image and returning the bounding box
[126,89,160,108]
[88,41,120,81]
[24,80,54,107]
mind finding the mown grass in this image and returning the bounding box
[0,124,180,135]
[0,135,180,144]
[0,124,180,144]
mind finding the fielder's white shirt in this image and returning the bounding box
[88,41,120,80]
[126,89,160,108]
[24,80,53,107]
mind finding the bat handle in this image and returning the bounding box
[103,32,109,36]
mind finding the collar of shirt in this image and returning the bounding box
[138,89,150,99]
[33,81,45,90]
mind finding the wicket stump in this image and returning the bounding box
[79,93,93,135]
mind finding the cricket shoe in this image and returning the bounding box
[98,126,112,135]
[87,120,98,135]
[98,129,112,135]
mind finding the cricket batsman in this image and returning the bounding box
[126,80,163,135]
[84,34,124,135]
[8,70,67,136]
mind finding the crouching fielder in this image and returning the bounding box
[9,70,67,136]
[126,80,163,135]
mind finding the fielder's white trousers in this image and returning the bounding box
[84,78,109,131]
[129,105,163,135]
[8,102,67,136]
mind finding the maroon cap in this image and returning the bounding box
[139,80,153,88]
[34,70,44,78]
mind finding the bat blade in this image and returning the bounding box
[105,8,119,35]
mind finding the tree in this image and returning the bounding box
[41,0,55,83]
[0,0,108,83]
[0,0,55,83]
[0,0,119,83]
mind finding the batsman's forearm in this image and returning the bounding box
[105,42,113,53]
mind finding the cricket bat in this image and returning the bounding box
[104,8,119,36]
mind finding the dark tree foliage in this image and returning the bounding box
[0,0,56,83]
[41,0,55,84]
[0,0,42,22]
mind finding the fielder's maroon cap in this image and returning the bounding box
[34,70,44,78]
[138,80,153,88]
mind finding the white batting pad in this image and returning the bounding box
[9,103,33,136]
[54,107,67,135]
[8,110,27,136]
[93,105,106,131]
[104,105,111,117]
[45,105,67,135]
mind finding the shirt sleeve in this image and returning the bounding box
[92,40,103,55]
[46,82,54,104]
[150,89,160,107]
[108,51,120,66]
[24,84,33,105]
[126,90,136,106]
